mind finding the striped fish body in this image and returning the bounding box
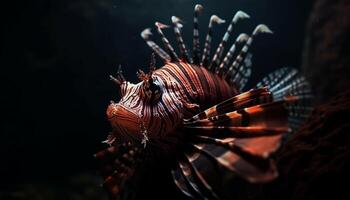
[153,62,238,111]
[98,4,313,200]
[107,61,238,141]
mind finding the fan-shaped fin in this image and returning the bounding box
[232,53,253,91]
[256,67,297,90]
[95,142,142,200]
[186,87,273,122]
[171,169,198,199]
[177,160,213,199]
[193,133,285,159]
[193,4,204,65]
[192,143,278,183]
[102,172,123,199]
[155,22,179,62]
[94,146,119,161]
[141,28,171,62]
[209,11,250,71]
[185,154,223,200]
[172,91,290,198]
[256,67,313,130]
[184,100,289,128]
[184,126,289,139]
[172,16,192,63]
[272,76,312,101]
[217,33,249,75]
[105,4,315,200]
[183,151,223,199]
[225,24,273,82]
[109,64,126,88]
[201,15,226,67]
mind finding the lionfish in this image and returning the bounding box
[95,4,312,200]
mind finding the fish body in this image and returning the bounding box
[96,4,312,200]
[107,61,238,141]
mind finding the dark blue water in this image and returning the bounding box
[1,0,312,198]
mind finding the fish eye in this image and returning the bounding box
[142,77,162,103]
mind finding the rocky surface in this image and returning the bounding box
[269,90,350,200]
[302,0,350,104]
[263,0,350,198]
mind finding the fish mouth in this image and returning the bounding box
[106,103,140,120]
[106,103,144,142]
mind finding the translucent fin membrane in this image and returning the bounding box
[234,53,253,91]
[173,94,292,198]
[255,67,313,130]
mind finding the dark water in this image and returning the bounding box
[1,0,312,199]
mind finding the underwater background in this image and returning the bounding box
[2,0,349,199]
